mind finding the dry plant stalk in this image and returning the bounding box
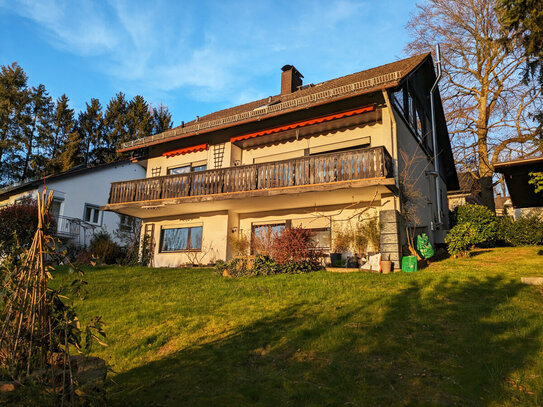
[0,189,55,376]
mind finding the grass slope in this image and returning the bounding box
[52,247,543,406]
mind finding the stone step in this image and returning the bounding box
[521,277,543,286]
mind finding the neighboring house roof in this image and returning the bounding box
[447,172,481,196]
[0,160,133,201]
[494,196,512,211]
[494,156,543,208]
[118,53,431,153]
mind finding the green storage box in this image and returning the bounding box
[401,256,417,272]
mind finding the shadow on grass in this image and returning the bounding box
[109,276,541,406]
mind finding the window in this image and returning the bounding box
[151,167,162,177]
[192,164,207,172]
[160,226,203,252]
[119,214,136,232]
[251,223,285,254]
[50,198,63,219]
[168,164,207,175]
[168,165,191,175]
[310,228,331,250]
[83,204,101,225]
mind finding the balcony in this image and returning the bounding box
[108,146,394,208]
[51,215,81,239]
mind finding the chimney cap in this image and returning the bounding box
[281,64,304,78]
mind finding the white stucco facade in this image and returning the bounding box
[0,161,146,247]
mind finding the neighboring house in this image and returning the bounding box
[495,156,543,217]
[494,195,514,217]
[447,172,482,210]
[104,53,459,268]
[0,160,146,247]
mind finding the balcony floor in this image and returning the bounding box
[105,178,396,218]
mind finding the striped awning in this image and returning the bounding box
[162,143,208,157]
[230,105,375,143]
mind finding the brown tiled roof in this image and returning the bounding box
[449,172,481,194]
[119,53,431,152]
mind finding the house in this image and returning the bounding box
[0,160,146,247]
[495,156,543,217]
[104,53,459,268]
[447,172,482,210]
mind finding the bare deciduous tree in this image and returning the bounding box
[406,0,542,210]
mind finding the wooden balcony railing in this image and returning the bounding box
[108,146,393,204]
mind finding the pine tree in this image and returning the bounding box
[46,94,80,173]
[57,129,82,172]
[152,103,173,135]
[104,92,129,162]
[0,63,29,186]
[16,84,54,182]
[77,98,104,166]
[127,95,153,141]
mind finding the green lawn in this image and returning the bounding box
[52,247,543,406]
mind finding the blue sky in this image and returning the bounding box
[0,0,417,126]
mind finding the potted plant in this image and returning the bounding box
[331,228,349,266]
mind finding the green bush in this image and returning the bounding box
[446,204,499,255]
[89,231,122,265]
[445,222,485,257]
[215,255,322,277]
[499,215,543,246]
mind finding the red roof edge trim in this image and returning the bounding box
[230,105,375,143]
[162,143,208,157]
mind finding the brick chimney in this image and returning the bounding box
[281,65,303,94]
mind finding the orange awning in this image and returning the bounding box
[230,105,375,143]
[162,143,208,157]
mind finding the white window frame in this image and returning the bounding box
[83,204,102,226]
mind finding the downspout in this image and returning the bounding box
[430,44,443,226]
[381,90,399,213]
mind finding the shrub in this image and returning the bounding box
[445,222,485,257]
[447,204,499,253]
[271,226,320,263]
[332,218,380,255]
[89,231,122,264]
[228,232,251,257]
[499,215,543,246]
[216,255,322,277]
[0,199,54,255]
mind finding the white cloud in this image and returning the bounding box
[3,0,119,56]
[1,0,407,113]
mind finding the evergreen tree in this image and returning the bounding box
[77,98,104,166]
[499,0,543,138]
[57,129,83,172]
[104,92,129,162]
[0,63,29,186]
[18,84,54,181]
[152,103,173,135]
[46,94,80,173]
[127,95,153,141]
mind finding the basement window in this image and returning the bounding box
[160,226,203,252]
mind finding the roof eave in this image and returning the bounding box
[117,82,399,153]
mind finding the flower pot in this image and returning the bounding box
[330,253,342,267]
[381,260,393,274]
